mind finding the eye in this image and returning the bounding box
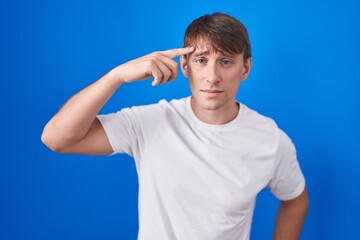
[195,58,207,64]
[221,60,232,65]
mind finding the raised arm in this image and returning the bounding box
[273,187,309,240]
[41,47,194,155]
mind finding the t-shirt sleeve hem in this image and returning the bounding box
[97,115,124,155]
[275,179,306,201]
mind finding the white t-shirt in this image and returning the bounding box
[97,97,305,240]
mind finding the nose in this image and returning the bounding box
[206,63,221,85]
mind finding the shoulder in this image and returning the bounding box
[240,105,298,161]
[239,103,280,135]
[113,97,189,124]
[240,105,296,151]
[127,97,188,111]
[160,97,189,110]
[234,104,283,157]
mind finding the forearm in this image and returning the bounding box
[42,47,194,153]
[273,188,309,240]
[42,67,123,149]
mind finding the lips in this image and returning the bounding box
[200,89,224,97]
[201,89,224,93]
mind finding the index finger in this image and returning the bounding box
[160,47,195,58]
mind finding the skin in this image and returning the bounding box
[42,43,308,239]
[273,188,309,240]
[180,41,252,125]
[41,47,195,155]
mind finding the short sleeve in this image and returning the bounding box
[268,129,306,201]
[97,108,139,157]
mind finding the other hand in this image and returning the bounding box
[115,47,195,86]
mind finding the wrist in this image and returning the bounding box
[108,66,126,87]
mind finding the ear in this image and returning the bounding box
[241,57,252,81]
[180,55,189,78]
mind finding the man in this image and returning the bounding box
[42,13,308,240]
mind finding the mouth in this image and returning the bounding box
[200,89,224,97]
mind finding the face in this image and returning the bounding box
[181,40,252,116]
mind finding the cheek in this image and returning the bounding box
[188,73,197,89]
[188,67,202,83]
[230,81,241,96]
[187,64,197,76]
[223,77,241,95]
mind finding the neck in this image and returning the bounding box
[190,97,239,125]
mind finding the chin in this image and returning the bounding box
[194,97,226,111]
[201,102,222,110]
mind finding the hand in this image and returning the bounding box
[114,47,194,86]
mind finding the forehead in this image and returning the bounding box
[189,37,240,58]
[190,37,222,53]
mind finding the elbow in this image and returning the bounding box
[41,132,61,153]
[41,127,68,153]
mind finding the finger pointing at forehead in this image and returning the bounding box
[160,47,195,58]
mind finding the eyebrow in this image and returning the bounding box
[192,50,210,57]
[192,50,235,58]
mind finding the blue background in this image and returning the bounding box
[1,0,360,239]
